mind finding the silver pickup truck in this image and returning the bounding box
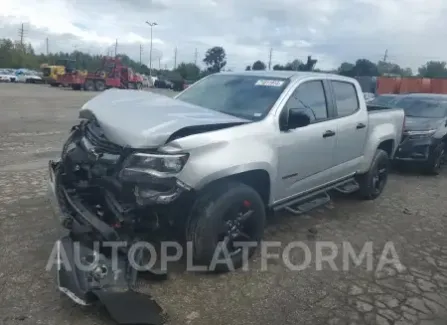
[47,71,404,313]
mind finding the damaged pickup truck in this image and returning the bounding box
[47,71,405,324]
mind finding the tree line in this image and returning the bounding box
[2,38,447,81]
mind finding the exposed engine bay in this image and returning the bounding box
[58,119,195,237]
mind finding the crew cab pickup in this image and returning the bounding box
[47,71,404,317]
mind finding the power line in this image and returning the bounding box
[383,49,388,62]
[139,44,143,65]
[174,47,177,69]
[18,23,27,45]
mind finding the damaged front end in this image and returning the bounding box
[47,120,193,324]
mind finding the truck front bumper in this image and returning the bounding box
[394,137,438,162]
[47,159,166,325]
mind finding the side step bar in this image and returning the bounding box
[273,178,359,216]
[285,192,330,215]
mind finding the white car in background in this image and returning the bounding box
[0,69,17,82]
[15,70,43,83]
[363,92,375,102]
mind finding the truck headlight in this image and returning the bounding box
[406,129,436,139]
[122,152,189,177]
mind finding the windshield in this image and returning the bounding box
[175,74,289,120]
[394,97,447,118]
[369,95,399,107]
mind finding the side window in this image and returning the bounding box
[285,80,328,122]
[332,81,359,117]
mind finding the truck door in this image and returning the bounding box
[330,80,368,179]
[276,79,338,200]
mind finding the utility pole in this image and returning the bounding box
[139,44,143,66]
[145,21,158,76]
[114,39,118,57]
[194,48,198,65]
[158,57,161,70]
[268,48,272,70]
[383,49,388,62]
[46,37,49,55]
[18,23,26,45]
[174,47,177,69]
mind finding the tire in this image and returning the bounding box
[136,82,142,90]
[71,84,81,90]
[84,79,95,91]
[127,82,135,89]
[186,181,266,272]
[95,80,106,91]
[423,144,445,175]
[356,149,389,200]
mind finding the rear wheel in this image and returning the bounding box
[95,80,106,91]
[186,181,266,272]
[356,149,389,200]
[84,79,95,91]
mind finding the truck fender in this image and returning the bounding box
[358,124,396,173]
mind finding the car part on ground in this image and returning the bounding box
[47,71,405,322]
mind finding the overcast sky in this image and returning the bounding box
[1,0,447,71]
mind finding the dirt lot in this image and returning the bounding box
[1,83,447,325]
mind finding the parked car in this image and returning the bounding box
[0,69,17,82]
[393,93,447,174]
[369,94,401,107]
[47,71,404,318]
[15,69,44,83]
[154,78,173,89]
[363,92,375,102]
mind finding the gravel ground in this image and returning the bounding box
[1,83,447,325]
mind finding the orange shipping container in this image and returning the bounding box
[420,78,431,93]
[376,77,401,94]
[430,79,447,94]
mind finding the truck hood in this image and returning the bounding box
[404,116,444,131]
[79,89,249,148]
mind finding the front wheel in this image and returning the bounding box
[356,149,389,200]
[423,144,445,175]
[186,181,266,272]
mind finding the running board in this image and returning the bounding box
[334,180,360,194]
[285,192,331,215]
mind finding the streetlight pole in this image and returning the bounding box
[145,21,157,76]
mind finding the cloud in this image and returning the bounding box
[1,0,447,71]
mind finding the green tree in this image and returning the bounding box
[252,60,266,70]
[203,46,226,73]
[418,61,447,78]
[174,62,200,80]
[338,62,355,76]
[245,65,251,71]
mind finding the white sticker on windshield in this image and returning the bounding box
[255,79,284,87]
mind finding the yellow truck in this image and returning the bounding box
[41,59,78,86]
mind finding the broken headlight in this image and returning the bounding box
[121,152,189,178]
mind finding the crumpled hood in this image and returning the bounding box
[79,89,249,148]
[404,116,444,131]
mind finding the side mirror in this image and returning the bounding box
[287,108,311,129]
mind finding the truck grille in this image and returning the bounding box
[84,122,123,155]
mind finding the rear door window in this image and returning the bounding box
[332,81,359,117]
